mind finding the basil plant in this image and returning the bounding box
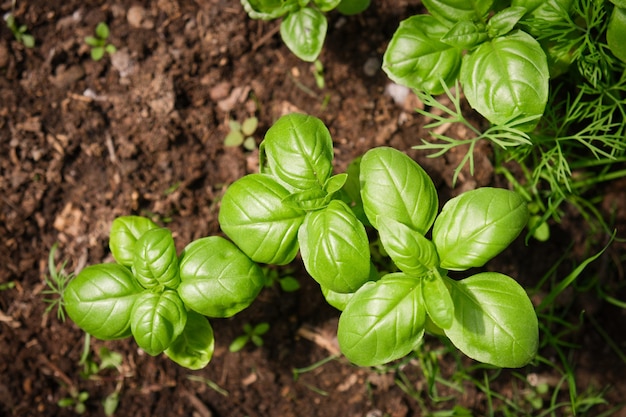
[240,0,370,62]
[381,0,576,131]
[336,147,538,368]
[219,113,373,294]
[64,216,265,370]
[219,113,538,369]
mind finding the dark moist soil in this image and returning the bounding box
[1,1,625,416]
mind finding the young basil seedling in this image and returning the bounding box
[65,215,265,370]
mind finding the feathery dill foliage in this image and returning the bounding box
[414,0,626,231]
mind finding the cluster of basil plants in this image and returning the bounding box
[220,113,538,368]
[64,113,537,370]
[64,216,266,370]
[383,0,573,131]
[240,0,370,62]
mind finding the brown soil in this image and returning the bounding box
[1,1,625,416]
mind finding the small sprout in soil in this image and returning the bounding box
[263,266,300,292]
[0,281,15,291]
[224,116,258,150]
[58,390,89,414]
[85,22,117,61]
[43,243,73,322]
[229,322,270,352]
[4,12,35,48]
[312,59,325,89]
[187,375,229,397]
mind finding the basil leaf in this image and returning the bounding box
[513,0,573,36]
[240,0,299,19]
[608,6,626,63]
[299,200,371,293]
[130,290,187,356]
[337,273,426,366]
[165,310,215,370]
[376,216,439,276]
[324,173,348,195]
[260,113,334,191]
[382,15,462,95]
[133,228,180,289]
[109,216,159,267]
[219,174,306,265]
[432,188,529,270]
[321,285,355,311]
[280,7,327,62]
[460,30,549,131]
[178,236,265,318]
[421,271,454,330]
[443,273,538,367]
[313,0,341,12]
[64,264,143,340]
[282,188,330,211]
[422,0,495,24]
[486,6,527,38]
[440,20,488,49]
[360,147,438,235]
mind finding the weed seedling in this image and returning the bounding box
[229,322,270,352]
[224,116,258,150]
[58,390,89,414]
[43,243,73,322]
[263,266,300,292]
[4,12,34,48]
[85,22,116,61]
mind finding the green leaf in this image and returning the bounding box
[513,0,573,36]
[321,285,355,311]
[279,276,301,292]
[486,6,527,38]
[64,264,144,340]
[224,130,245,147]
[282,188,330,211]
[165,310,215,370]
[440,20,488,49]
[103,392,119,416]
[421,271,454,329]
[260,113,334,191]
[21,34,35,48]
[109,216,159,267]
[241,117,259,136]
[324,173,348,195]
[608,6,626,63]
[241,0,299,19]
[360,147,438,234]
[336,0,370,15]
[376,216,439,276]
[131,290,187,356]
[95,22,110,40]
[432,188,528,270]
[337,273,426,366]
[280,7,327,62]
[382,15,463,95]
[84,36,102,47]
[460,30,549,131]
[91,46,105,61]
[132,228,180,289]
[105,44,117,54]
[229,334,250,352]
[422,0,495,24]
[219,174,306,265]
[443,273,538,367]
[178,236,266,317]
[313,0,342,12]
[299,200,371,293]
